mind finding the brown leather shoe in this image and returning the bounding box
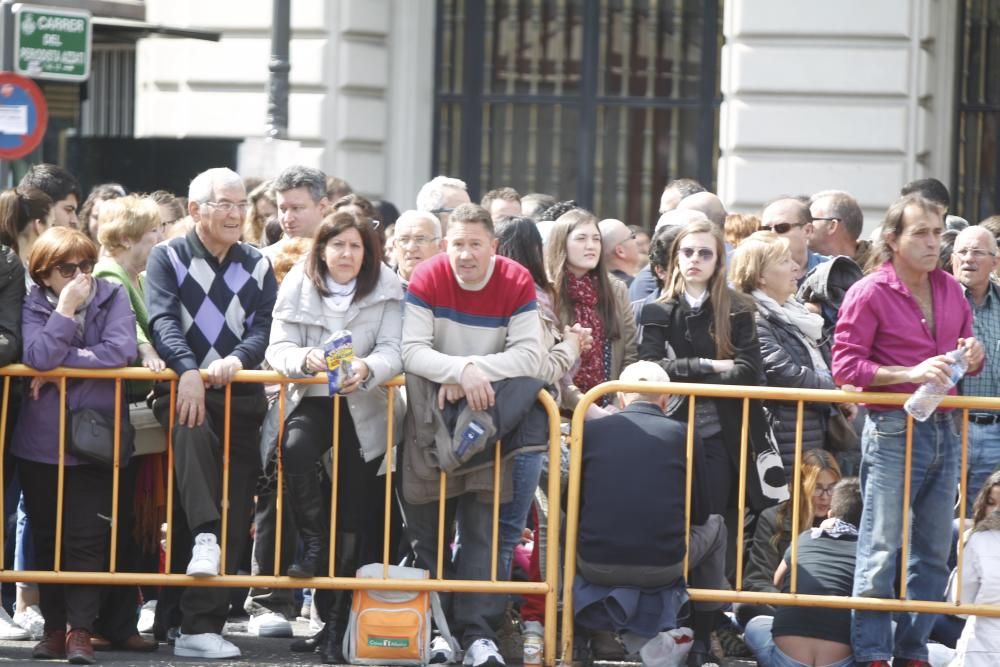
[89,633,112,650]
[116,634,158,652]
[31,629,66,659]
[66,628,96,665]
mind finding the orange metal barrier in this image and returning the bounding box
[560,380,1000,665]
[0,365,564,666]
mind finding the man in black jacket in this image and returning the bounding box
[577,361,728,667]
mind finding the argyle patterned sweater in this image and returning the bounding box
[146,230,277,392]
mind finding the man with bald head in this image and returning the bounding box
[599,218,640,285]
[953,225,1000,513]
[761,198,829,279]
[677,191,727,230]
[393,210,445,290]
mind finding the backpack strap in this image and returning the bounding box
[430,591,461,657]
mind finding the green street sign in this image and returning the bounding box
[13,4,92,82]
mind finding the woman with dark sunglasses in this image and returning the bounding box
[637,221,775,621]
[11,226,137,664]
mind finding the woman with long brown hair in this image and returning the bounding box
[639,220,773,571]
[545,208,636,406]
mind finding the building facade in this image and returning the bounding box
[121,0,995,227]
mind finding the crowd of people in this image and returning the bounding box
[0,162,996,667]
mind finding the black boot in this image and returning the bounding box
[322,532,359,665]
[289,625,327,653]
[286,473,328,578]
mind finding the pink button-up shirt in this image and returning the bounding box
[832,261,977,410]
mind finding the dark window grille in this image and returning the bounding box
[81,44,135,138]
[433,0,722,225]
[954,0,1000,222]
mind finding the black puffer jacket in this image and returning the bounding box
[755,308,835,472]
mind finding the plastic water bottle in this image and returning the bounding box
[522,621,543,666]
[904,348,968,422]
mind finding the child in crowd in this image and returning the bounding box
[951,472,1000,666]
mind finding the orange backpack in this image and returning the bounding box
[344,563,458,665]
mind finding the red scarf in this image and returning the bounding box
[566,272,607,393]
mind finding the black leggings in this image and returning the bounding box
[281,396,383,535]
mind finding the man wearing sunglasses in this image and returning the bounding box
[761,198,830,282]
[809,190,872,269]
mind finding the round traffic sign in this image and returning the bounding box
[0,72,48,160]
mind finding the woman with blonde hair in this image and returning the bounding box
[243,180,277,247]
[729,230,856,471]
[545,208,636,406]
[738,449,842,626]
[95,195,165,375]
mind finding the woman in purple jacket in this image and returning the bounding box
[10,227,137,665]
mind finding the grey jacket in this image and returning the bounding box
[265,262,405,464]
[756,309,835,471]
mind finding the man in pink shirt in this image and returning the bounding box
[832,193,985,667]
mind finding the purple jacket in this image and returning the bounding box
[11,279,138,465]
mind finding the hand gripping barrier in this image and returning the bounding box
[0,365,565,666]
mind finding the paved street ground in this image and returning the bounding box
[0,617,756,666]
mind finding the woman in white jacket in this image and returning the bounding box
[952,471,1000,667]
[266,210,403,662]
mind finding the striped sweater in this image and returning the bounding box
[402,253,541,383]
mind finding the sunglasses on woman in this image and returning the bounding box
[54,260,96,278]
[678,247,715,261]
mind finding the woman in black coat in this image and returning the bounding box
[639,222,784,576]
[728,231,857,472]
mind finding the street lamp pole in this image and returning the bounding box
[265,0,291,140]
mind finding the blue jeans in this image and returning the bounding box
[852,409,959,663]
[744,616,855,667]
[963,421,1000,515]
[498,451,543,578]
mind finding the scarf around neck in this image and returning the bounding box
[566,272,607,394]
[811,516,859,540]
[45,280,97,340]
[752,289,828,372]
[323,275,357,313]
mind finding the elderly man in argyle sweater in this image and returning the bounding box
[146,167,277,660]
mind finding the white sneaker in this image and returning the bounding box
[463,639,506,667]
[137,600,156,634]
[12,605,43,640]
[186,533,221,577]
[174,632,241,659]
[247,611,292,638]
[0,607,29,640]
[430,635,457,664]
